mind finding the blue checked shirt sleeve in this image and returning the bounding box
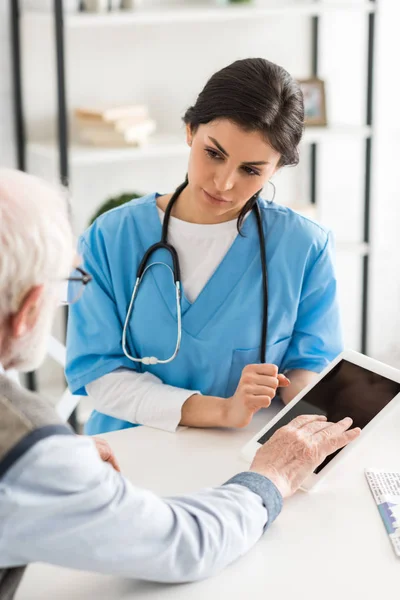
[0,434,282,583]
[224,472,283,528]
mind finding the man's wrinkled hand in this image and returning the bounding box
[250,414,361,497]
[93,437,121,472]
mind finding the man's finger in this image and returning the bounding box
[287,414,327,430]
[313,417,354,442]
[106,453,121,472]
[321,427,361,456]
[301,419,335,435]
[94,438,121,473]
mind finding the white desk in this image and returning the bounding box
[17,401,400,600]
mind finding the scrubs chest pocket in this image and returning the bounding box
[225,338,291,398]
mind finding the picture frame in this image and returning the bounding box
[298,78,327,126]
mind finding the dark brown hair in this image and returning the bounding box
[183,58,304,228]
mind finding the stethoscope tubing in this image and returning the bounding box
[122,179,268,365]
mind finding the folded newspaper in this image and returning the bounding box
[365,469,400,557]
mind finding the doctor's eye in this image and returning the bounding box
[241,165,261,177]
[205,148,223,161]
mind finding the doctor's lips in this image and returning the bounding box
[203,189,231,204]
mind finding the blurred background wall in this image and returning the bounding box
[1,0,399,423]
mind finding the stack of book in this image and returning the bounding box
[74,104,156,147]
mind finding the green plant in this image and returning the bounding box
[89,192,142,225]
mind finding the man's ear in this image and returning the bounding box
[10,285,44,338]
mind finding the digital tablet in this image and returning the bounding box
[241,350,400,490]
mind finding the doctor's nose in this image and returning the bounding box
[213,171,235,193]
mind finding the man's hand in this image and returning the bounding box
[250,414,361,497]
[93,437,121,472]
[224,363,290,428]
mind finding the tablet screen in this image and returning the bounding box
[257,359,400,473]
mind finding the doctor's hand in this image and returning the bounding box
[249,414,361,498]
[225,363,290,428]
[93,437,121,472]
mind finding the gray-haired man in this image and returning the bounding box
[0,169,360,599]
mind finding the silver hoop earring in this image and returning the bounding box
[268,180,276,203]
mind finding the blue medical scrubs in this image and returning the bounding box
[66,193,343,435]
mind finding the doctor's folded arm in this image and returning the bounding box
[66,58,342,436]
[0,58,361,600]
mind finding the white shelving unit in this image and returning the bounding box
[13,0,376,404]
[27,125,372,166]
[23,0,376,27]
[27,135,189,165]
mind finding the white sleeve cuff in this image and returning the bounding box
[86,369,200,433]
[135,381,197,433]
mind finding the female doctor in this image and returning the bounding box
[66,58,343,435]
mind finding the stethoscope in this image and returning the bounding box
[122,178,268,366]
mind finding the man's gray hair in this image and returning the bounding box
[0,169,75,319]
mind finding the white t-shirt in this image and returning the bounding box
[157,207,239,303]
[87,210,239,431]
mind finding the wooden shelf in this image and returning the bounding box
[23,2,376,28]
